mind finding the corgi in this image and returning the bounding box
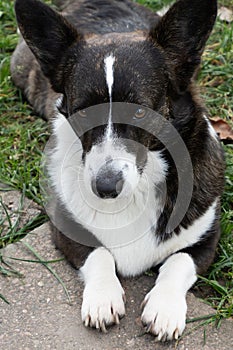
[11,0,225,341]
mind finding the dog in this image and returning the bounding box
[11,0,225,341]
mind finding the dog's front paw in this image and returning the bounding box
[141,285,187,341]
[81,277,126,332]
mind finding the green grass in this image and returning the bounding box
[0,0,50,204]
[199,22,233,121]
[136,0,174,11]
[0,0,232,329]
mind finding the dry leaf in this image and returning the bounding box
[218,6,233,23]
[210,117,233,143]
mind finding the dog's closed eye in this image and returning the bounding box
[134,108,146,119]
[78,110,87,118]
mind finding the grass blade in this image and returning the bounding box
[22,241,71,304]
[6,256,64,264]
[0,293,10,304]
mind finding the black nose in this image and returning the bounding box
[92,170,124,199]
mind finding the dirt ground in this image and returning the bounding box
[0,191,232,350]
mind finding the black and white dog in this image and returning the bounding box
[11,0,225,341]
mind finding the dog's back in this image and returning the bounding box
[59,0,159,33]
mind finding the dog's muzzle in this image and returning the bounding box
[91,166,124,199]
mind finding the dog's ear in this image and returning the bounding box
[150,0,217,94]
[15,0,82,92]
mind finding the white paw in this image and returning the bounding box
[81,276,126,332]
[141,284,187,341]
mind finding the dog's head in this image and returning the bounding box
[15,0,217,204]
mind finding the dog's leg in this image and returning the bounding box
[141,211,221,341]
[80,247,126,332]
[141,252,196,341]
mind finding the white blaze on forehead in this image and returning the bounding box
[104,54,115,140]
[104,54,115,98]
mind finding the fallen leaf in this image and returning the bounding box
[210,117,233,143]
[218,6,233,23]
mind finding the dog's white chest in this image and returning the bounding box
[109,228,159,276]
[108,199,217,277]
[84,188,162,277]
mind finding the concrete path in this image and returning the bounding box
[0,191,232,349]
